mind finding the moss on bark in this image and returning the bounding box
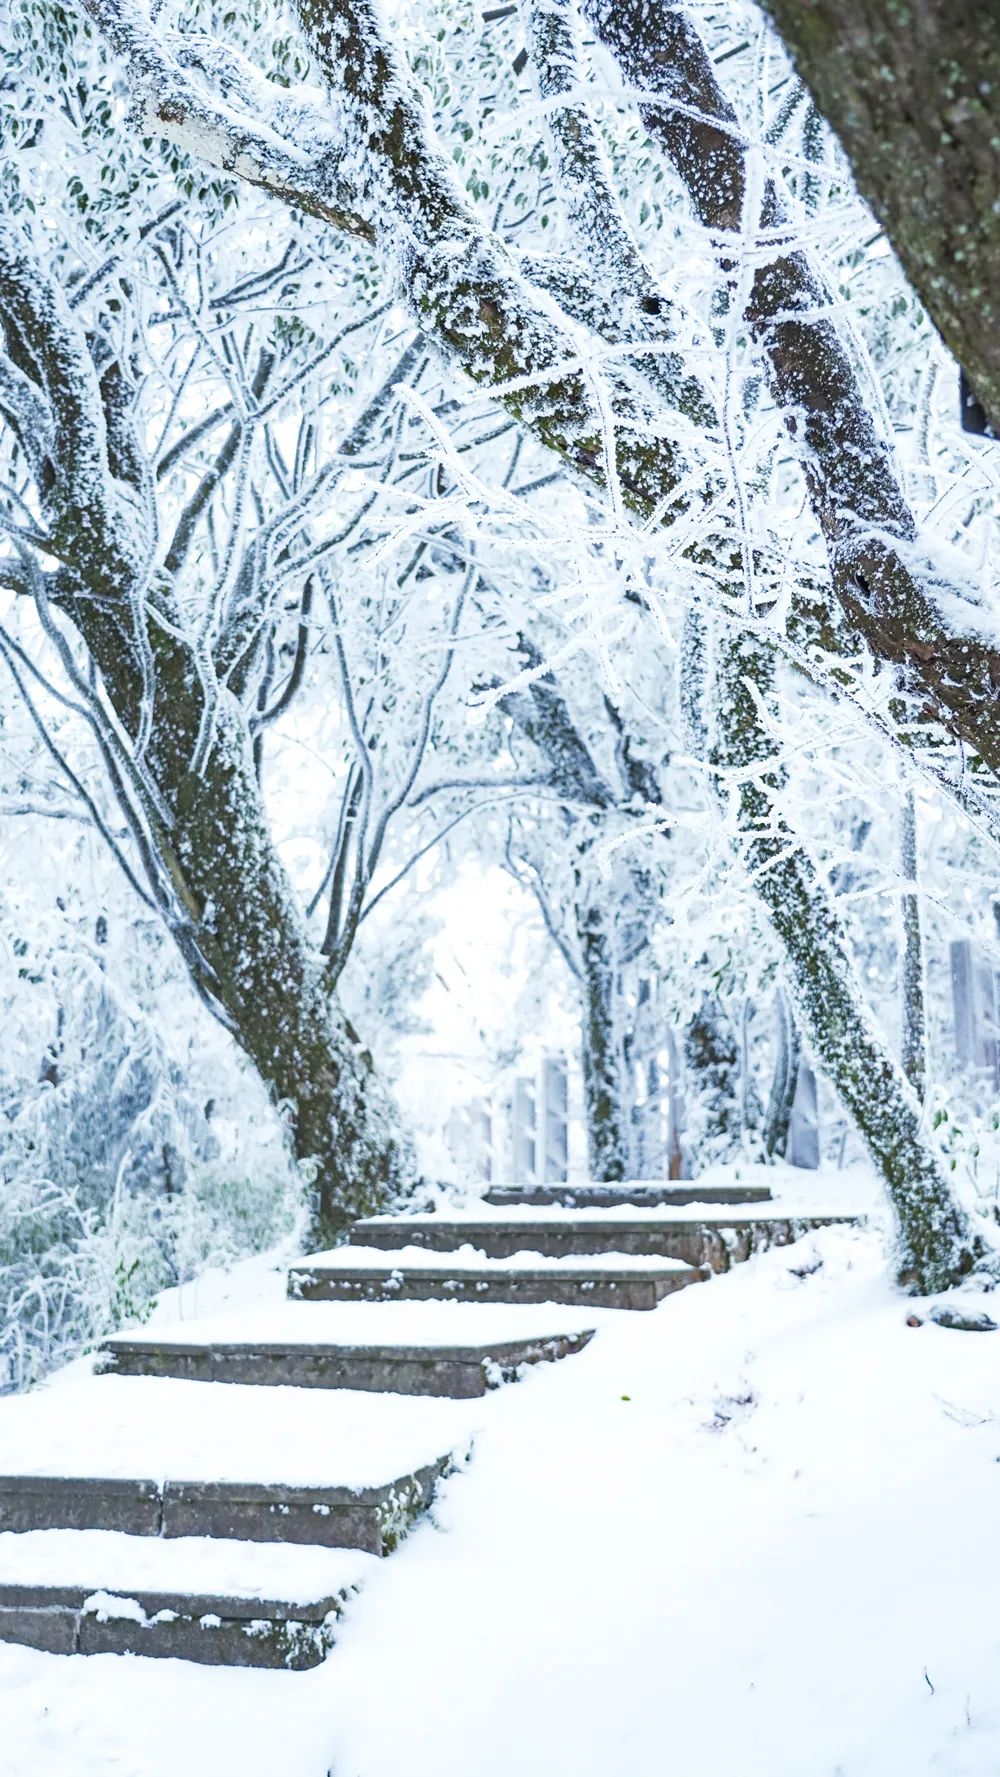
[713,628,990,1293]
[759,0,1000,433]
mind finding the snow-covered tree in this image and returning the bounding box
[3,0,1000,1295]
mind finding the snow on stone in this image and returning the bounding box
[399,1157,877,1223]
[80,1591,148,1625]
[0,1374,474,1487]
[108,1300,602,1349]
[0,1531,375,1604]
[304,1243,698,1271]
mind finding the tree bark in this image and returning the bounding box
[756,0,1000,434]
[72,606,407,1247]
[683,995,746,1166]
[576,888,630,1182]
[899,787,928,1101]
[763,990,801,1160]
[713,627,988,1292]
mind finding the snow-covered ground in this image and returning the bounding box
[4,1177,1000,1776]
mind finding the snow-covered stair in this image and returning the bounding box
[482,1182,774,1209]
[0,1367,470,1664]
[344,1208,854,1269]
[286,1202,856,1306]
[0,1178,863,1669]
[289,1247,705,1309]
[0,1531,375,1668]
[0,1375,468,1553]
[0,1267,603,1666]
[100,1301,597,1397]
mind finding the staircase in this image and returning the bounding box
[289,1194,852,1304]
[0,1179,855,1670]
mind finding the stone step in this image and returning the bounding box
[482,1183,774,1209]
[0,1585,341,1667]
[344,1213,855,1271]
[0,1375,470,1554]
[99,1301,596,1398]
[0,1530,374,1668]
[288,1254,707,1311]
[0,1464,448,1556]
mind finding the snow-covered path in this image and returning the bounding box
[3,1203,1000,1777]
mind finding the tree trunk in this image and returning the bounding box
[167,704,407,1245]
[666,1027,687,1180]
[500,642,635,1181]
[899,788,928,1101]
[763,990,801,1159]
[576,890,630,1182]
[64,592,407,1249]
[713,627,989,1293]
[683,995,746,1168]
[756,0,1000,434]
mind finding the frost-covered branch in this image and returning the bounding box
[79,0,370,237]
[84,0,1000,796]
[525,0,713,425]
[583,0,1000,783]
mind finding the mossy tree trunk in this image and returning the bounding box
[713,627,988,1293]
[757,0,1000,433]
[899,788,928,1102]
[67,601,407,1249]
[576,887,630,1183]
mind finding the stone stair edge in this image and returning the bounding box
[0,1454,457,1513]
[0,1579,351,1622]
[347,1211,858,1233]
[289,1258,707,1279]
[101,1331,596,1362]
[0,1592,345,1668]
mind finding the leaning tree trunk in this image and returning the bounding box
[579,0,1000,786]
[712,625,989,1293]
[0,218,405,1251]
[576,890,631,1182]
[66,595,406,1250]
[755,0,1000,435]
[166,704,406,1245]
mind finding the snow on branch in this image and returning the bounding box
[79,0,369,237]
